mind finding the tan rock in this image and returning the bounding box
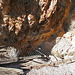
[51,29,75,58]
[0,67,24,75]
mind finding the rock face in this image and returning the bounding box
[71,0,75,10]
[51,29,75,58]
[0,0,71,56]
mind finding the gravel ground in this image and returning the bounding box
[27,62,75,75]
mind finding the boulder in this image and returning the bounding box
[51,29,75,58]
[0,0,71,56]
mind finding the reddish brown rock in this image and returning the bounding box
[0,0,71,56]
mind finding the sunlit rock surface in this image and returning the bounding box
[51,29,75,58]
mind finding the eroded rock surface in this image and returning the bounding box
[0,67,24,75]
[0,0,71,56]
